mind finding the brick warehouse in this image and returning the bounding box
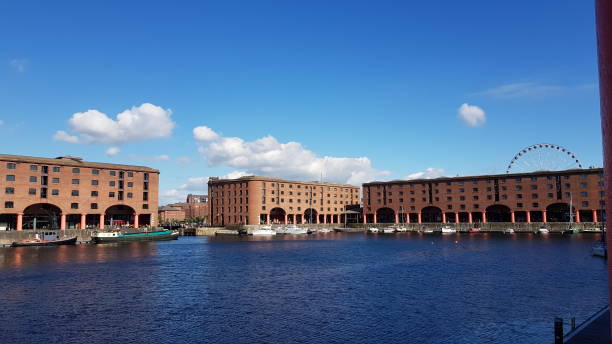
[362,168,605,224]
[0,154,159,230]
[208,176,360,226]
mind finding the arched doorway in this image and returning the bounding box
[270,207,286,224]
[304,208,318,224]
[546,203,572,222]
[421,206,442,223]
[486,204,512,222]
[23,203,61,230]
[105,205,135,228]
[376,207,395,223]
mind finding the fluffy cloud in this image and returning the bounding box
[10,58,27,72]
[54,103,175,144]
[193,126,389,185]
[153,154,171,161]
[106,147,120,156]
[405,168,445,180]
[458,103,486,127]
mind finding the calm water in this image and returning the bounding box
[0,233,608,344]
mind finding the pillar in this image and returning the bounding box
[80,213,86,230]
[418,212,422,224]
[455,212,459,223]
[316,214,320,224]
[302,215,305,224]
[482,211,487,224]
[442,212,446,223]
[575,209,581,223]
[266,213,270,225]
[284,214,288,224]
[406,213,410,224]
[363,214,367,224]
[134,213,139,228]
[323,214,327,224]
[511,211,515,223]
[16,213,23,231]
[594,209,599,223]
[543,210,547,223]
[100,214,105,229]
[526,211,531,223]
[373,211,377,224]
[395,213,399,224]
[60,213,66,230]
[468,212,473,224]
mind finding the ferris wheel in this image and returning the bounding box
[505,143,583,174]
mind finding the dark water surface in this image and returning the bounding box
[0,233,608,344]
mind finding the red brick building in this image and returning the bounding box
[362,168,604,224]
[158,194,209,224]
[0,154,159,230]
[208,176,360,226]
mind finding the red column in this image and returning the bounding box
[482,211,486,224]
[511,211,515,223]
[394,213,399,224]
[301,215,305,224]
[596,1,612,334]
[323,214,327,224]
[526,211,531,223]
[373,211,377,224]
[442,212,446,223]
[134,213,139,228]
[468,212,473,224]
[80,213,86,230]
[60,214,66,230]
[266,213,270,225]
[406,213,410,224]
[455,212,459,223]
[575,210,581,223]
[363,214,367,224]
[543,210,547,223]
[316,214,320,224]
[16,213,23,231]
[284,214,288,224]
[418,212,422,224]
[594,209,599,223]
[100,214,105,229]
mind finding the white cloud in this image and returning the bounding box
[10,59,27,72]
[179,177,209,192]
[458,103,486,127]
[106,147,120,156]
[153,154,171,161]
[473,82,573,99]
[53,130,80,143]
[193,126,220,142]
[176,157,191,166]
[53,103,175,144]
[160,189,187,205]
[193,127,390,185]
[224,170,250,179]
[405,168,445,180]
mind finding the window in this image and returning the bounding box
[91,180,99,186]
[71,190,79,196]
[517,194,523,199]
[110,171,116,176]
[459,196,465,201]
[143,192,148,201]
[91,191,98,197]
[7,163,15,169]
[5,187,14,194]
[53,166,60,172]
[28,188,36,195]
[547,184,553,189]
[5,201,13,208]
[447,205,453,210]
[530,185,537,190]
[515,186,522,191]
[92,169,99,175]
[109,181,115,187]
[127,182,133,187]
[472,188,478,192]
[472,196,479,200]
[109,192,115,197]
[71,203,79,209]
[91,203,98,209]
[515,177,522,182]
[128,172,134,177]
[72,179,79,185]
[580,182,588,188]
[30,165,38,171]
[582,201,589,207]
[474,204,480,209]
[501,195,507,200]
[547,193,554,198]
[517,202,523,208]
[52,177,60,184]
[52,189,59,196]
[532,202,539,208]
[29,176,37,182]
[531,193,538,199]
[143,204,149,209]
[72,168,80,174]
[580,191,588,197]
[127,192,133,198]
[530,177,538,181]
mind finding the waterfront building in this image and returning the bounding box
[158,205,186,223]
[158,194,209,224]
[208,176,360,226]
[362,168,605,224]
[0,154,159,230]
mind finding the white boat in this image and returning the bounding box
[504,228,515,234]
[318,228,331,233]
[368,227,379,233]
[422,228,434,234]
[252,225,276,236]
[538,227,550,234]
[396,227,408,232]
[383,227,395,234]
[441,226,456,234]
[277,224,308,235]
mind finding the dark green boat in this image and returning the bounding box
[91,230,179,243]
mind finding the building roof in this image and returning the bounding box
[363,168,603,186]
[208,175,359,188]
[0,154,159,173]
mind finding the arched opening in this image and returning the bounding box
[485,204,512,222]
[304,208,318,224]
[546,203,572,222]
[421,206,442,223]
[444,212,456,223]
[514,211,528,222]
[270,207,286,224]
[458,212,470,223]
[23,203,61,230]
[105,205,136,228]
[376,207,395,223]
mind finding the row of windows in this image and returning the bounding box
[376,182,600,197]
[263,198,353,204]
[366,200,605,212]
[217,205,343,213]
[5,187,147,200]
[6,163,144,178]
[19,176,136,187]
[376,191,604,204]
[3,201,150,210]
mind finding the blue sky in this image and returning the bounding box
[0,1,602,204]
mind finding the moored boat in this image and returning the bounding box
[468,228,481,233]
[368,227,379,233]
[538,227,550,234]
[277,224,308,235]
[382,227,395,234]
[396,227,408,232]
[504,228,515,234]
[11,232,77,247]
[92,229,178,243]
[441,226,456,234]
[252,225,276,236]
[422,228,434,234]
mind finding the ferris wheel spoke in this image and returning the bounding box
[506,143,582,174]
